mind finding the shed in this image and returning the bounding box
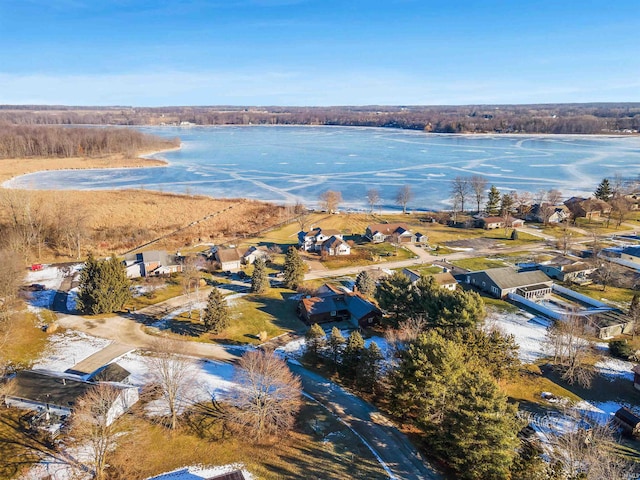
[614,407,640,437]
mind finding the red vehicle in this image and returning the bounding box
[30,264,43,271]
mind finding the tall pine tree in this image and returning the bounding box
[594,178,613,201]
[356,342,383,393]
[203,288,230,334]
[76,254,131,315]
[486,185,501,215]
[355,270,376,296]
[283,247,305,290]
[340,331,365,382]
[304,323,326,359]
[250,258,269,294]
[328,327,346,368]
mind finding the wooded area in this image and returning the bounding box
[1,103,639,134]
[0,125,179,158]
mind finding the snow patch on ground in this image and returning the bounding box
[28,289,57,309]
[25,266,64,290]
[150,301,207,329]
[487,310,549,363]
[32,331,112,372]
[594,356,635,382]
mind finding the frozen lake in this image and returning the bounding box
[5,126,640,211]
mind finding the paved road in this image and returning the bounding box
[289,362,442,480]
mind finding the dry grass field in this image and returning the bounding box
[0,153,167,183]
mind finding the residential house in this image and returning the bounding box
[87,363,131,384]
[564,197,612,221]
[537,255,596,284]
[297,284,381,328]
[478,216,524,230]
[625,192,640,211]
[298,227,342,252]
[365,223,424,244]
[321,235,351,256]
[123,250,184,278]
[241,245,270,265]
[527,204,571,224]
[614,407,640,437]
[215,248,242,271]
[433,271,458,291]
[621,245,640,265]
[4,370,139,425]
[464,267,553,299]
[401,268,421,284]
[146,465,249,480]
[400,268,457,291]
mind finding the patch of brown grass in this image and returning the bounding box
[107,401,388,480]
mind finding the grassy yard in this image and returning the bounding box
[2,311,48,369]
[570,283,636,306]
[452,257,509,271]
[104,400,388,480]
[503,365,582,407]
[213,288,306,344]
[126,278,185,310]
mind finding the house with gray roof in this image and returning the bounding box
[464,267,553,299]
[4,370,138,424]
[297,284,381,328]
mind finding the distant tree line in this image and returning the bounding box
[1,103,640,134]
[0,125,179,158]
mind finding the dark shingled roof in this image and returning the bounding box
[9,370,95,409]
[615,407,640,427]
[87,363,131,383]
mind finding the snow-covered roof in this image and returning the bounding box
[146,464,252,480]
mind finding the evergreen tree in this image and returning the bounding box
[304,323,326,359]
[388,331,465,425]
[203,288,230,334]
[283,247,305,290]
[355,270,375,296]
[375,272,413,326]
[594,178,613,201]
[500,193,515,216]
[486,185,501,215]
[410,275,485,331]
[250,258,269,294]
[340,331,365,381]
[511,229,519,240]
[456,328,521,381]
[443,370,521,480]
[328,326,346,367]
[356,342,383,393]
[76,254,131,315]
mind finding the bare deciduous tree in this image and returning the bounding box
[366,188,380,214]
[469,175,487,213]
[69,383,127,480]
[395,185,413,214]
[222,349,302,441]
[0,249,23,316]
[536,409,638,480]
[318,190,342,213]
[545,315,594,388]
[450,176,471,213]
[145,339,198,430]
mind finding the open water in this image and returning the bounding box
[5,126,640,211]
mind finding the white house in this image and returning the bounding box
[298,227,343,252]
[321,235,351,256]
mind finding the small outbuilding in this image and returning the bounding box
[614,407,640,437]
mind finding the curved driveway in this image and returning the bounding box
[288,362,442,480]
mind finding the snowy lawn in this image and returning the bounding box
[32,331,112,373]
[487,309,550,363]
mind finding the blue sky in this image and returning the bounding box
[0,0,638,106]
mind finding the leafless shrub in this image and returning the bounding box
[222,350,302,442]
